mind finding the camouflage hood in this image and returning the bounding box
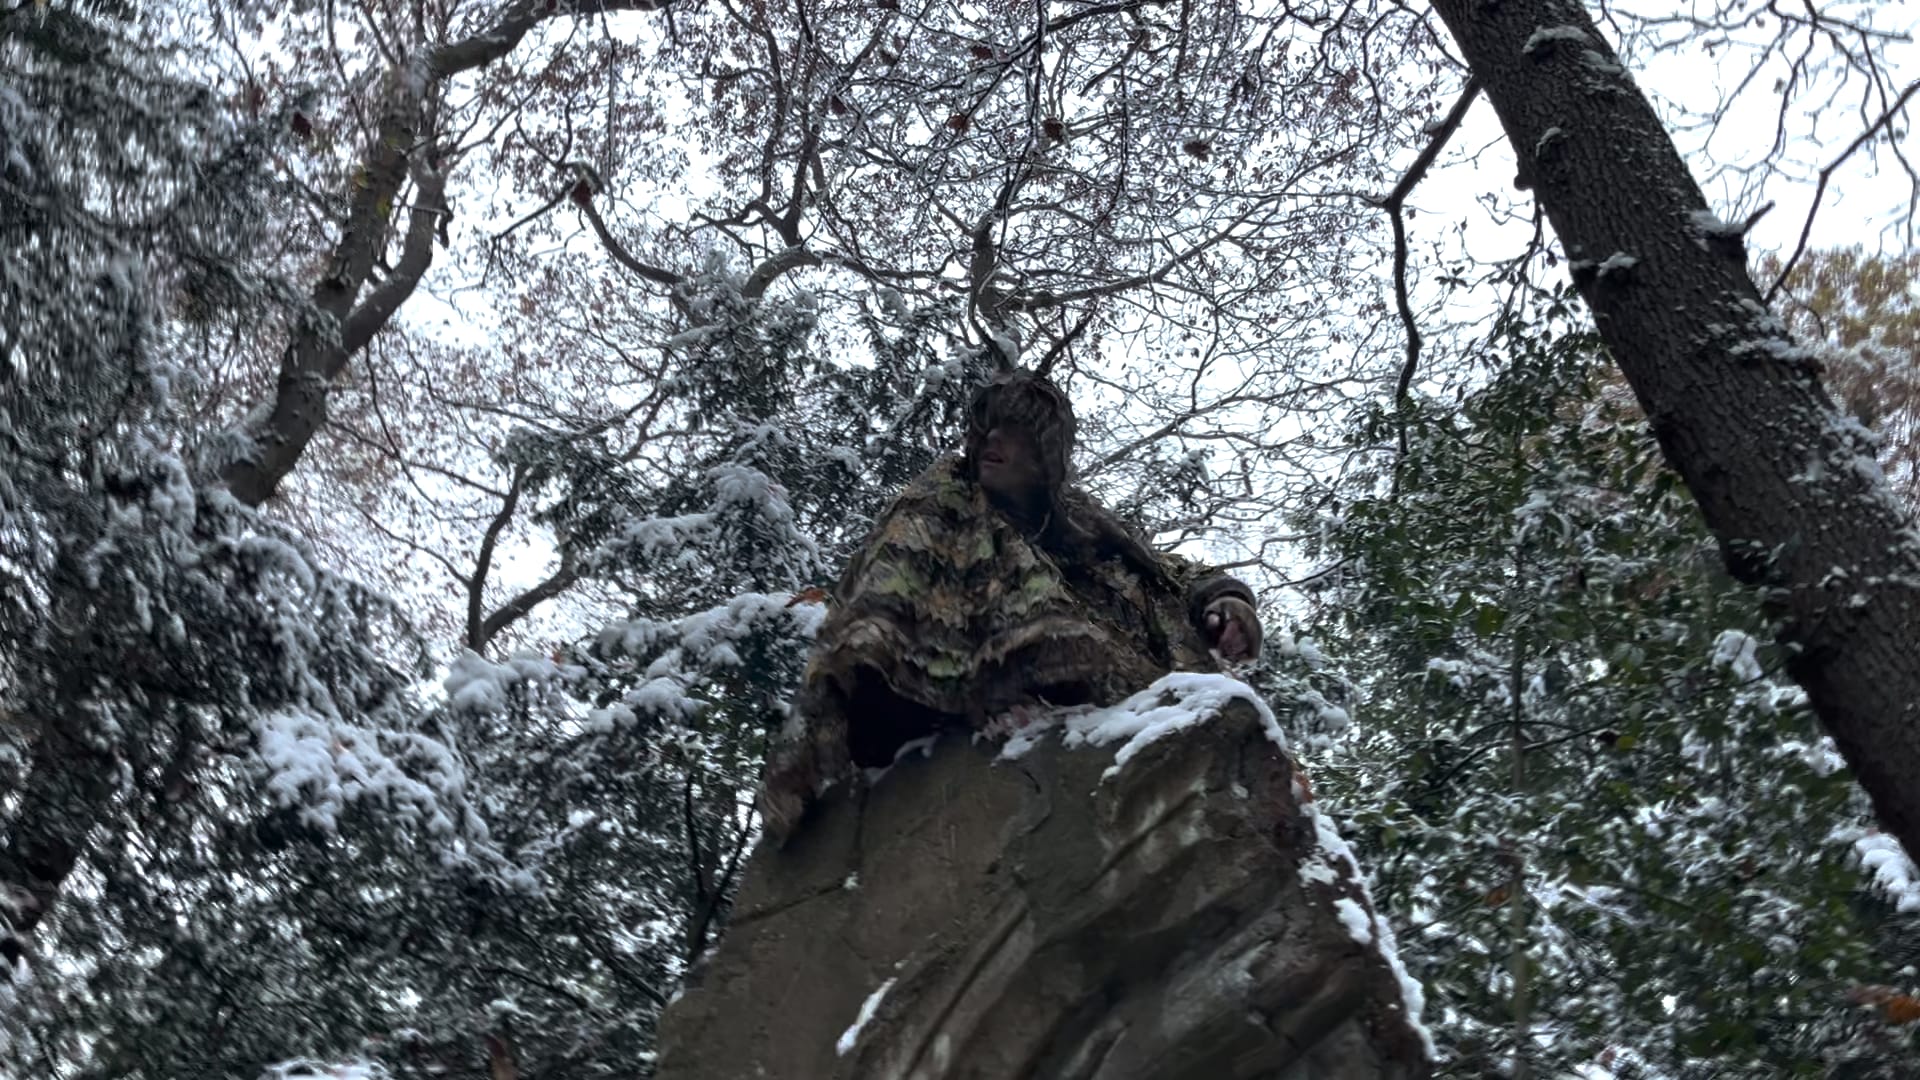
[761,456,1251,839]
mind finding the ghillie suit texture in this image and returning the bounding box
[761,372,1254,840]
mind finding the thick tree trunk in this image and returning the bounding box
[1430,0,1920,860]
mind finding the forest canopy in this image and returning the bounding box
[2,0,1918,1076]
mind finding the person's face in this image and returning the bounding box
[976,423,1046,505]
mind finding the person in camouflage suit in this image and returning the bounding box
[761,370,1261,841]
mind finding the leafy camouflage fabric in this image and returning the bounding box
[762,455,1252,840]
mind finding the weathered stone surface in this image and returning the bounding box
[654,699,1431,1080]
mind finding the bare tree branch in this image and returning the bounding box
[341,167,451,356]
[1767,78,1920,303]
[466,465,529,652]
[741,244,824,300]
[475,557,585,652]
[221,0,677,507]
[1382,74,1481,406]
[578,189,686,290]
[428,0,672,79]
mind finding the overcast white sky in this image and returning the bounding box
[1416,5,1918,282]
[391,1,1920,628]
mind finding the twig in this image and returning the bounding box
[1033,307,1096,378]
[1383,75,1482,407]
[1767,78,1920,302]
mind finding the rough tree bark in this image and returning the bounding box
[1429,0,1920,860]
[654,694,1431,1079]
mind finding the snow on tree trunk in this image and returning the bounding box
[655,682,1431,1079]
[1430,0,1920,861]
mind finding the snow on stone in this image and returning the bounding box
[1853,833,1920,913]
[986,673,1433,1056]
[995,714,1057,759]
[1300,798,1436,1060]
[894,734,940,761]
[995,672,1284,779]
[1523,26,1592,55]
[862,733,943,785]
[1368,900,1432,1059]
[835,976,896,1056]
[260,1059,392,1080]
[1001,676,1433,1053]
[1333,897,1374,945]
[1298,857,1340,885]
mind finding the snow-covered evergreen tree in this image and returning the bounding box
[1,6,490,1073]
[1299,296,1920,1076]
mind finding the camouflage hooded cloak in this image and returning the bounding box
[761,372,1255,839]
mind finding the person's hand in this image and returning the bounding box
[1201,595,1262,663]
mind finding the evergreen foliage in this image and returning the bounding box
[0,5,470,1074]
[3,1,1917,1076]
[1298,296,1920,1076]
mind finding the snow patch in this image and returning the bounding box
[1333,897,1374,944]
[261,1059,392,1080]
[1593,253,1639,278]
[1776,736,1846,777]
[1299,858,1340,885]
[1854,833,1920,913]
[253,707,473,842]
[443,651,561,714]
[1523,26,1592,55]
[836,976,897,1056]
[863,733,943,785]
[1708,629,1764,683]
[1687,208,1738,236]
[1581,49,1625,75]
[1300,800,1435,1060]
[995,672,1284,780]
